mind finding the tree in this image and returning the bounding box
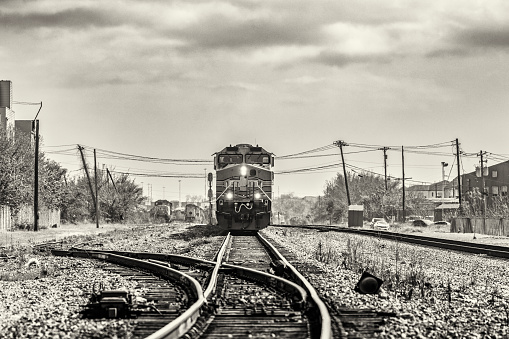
[0,131,33,212]
[0,131,68,215]
[101,173,145,223]
[272,193,315,225]
[61,170,145,224]
[312,171,402,223]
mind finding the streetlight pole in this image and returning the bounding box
[179,180,181,208]
[441,161,448,221]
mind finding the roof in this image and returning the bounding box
[435,203,460,209]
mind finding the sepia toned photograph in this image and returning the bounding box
[1,1,509,338]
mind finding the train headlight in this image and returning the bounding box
[240,165,247,176]
[226,192,233,200]
[254,192,261,199]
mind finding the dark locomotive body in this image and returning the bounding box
[214,144,274,231]
[185,203,204,223]
[151,199,172,223]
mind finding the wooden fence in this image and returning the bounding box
[0,205,60,231]
[451,217,509,236]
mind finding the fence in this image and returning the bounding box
[0,205,60,231]
[451,217,509,236]
[0,205,11,231]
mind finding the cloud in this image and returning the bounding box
[456,25,509,49]
[284,76,325,85]
[0,7,122,30]
[312,51,393,67]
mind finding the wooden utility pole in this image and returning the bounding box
[94,149,99,228]
[479,150,487,216]
[380,147,390,190]
[106,168,118,192]
[401,146,405,222]
[334,140,351,206]
[33,119,40,231]
[78,145,97,210]
[456,139,462,212]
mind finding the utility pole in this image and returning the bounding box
[479,150,487,216]
[401,146,405,222]
[106,168,117,193]
[379,147,390,190]
[32,102,42,231]
[94,149,99,228]
[163,186,165,199]
[455,139,462,212]
[334,140,350,206]
[33,119,40,231]
[78,145,97,209]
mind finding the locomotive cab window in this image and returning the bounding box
[218,154,243,166]
[246,154,270,164]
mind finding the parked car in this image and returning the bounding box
[370,218,385,228]
[373,220,390,230]
[433,220,451,227]
[412,219,432,226]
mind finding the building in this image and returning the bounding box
[461,160,509,205]
[0,80,15,138]
[407,180,459,203]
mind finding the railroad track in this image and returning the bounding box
[264,232,395,338]
[276,224,509,259]
[52,232,332,338]
[52,249,207,338]
[198,233,326,338]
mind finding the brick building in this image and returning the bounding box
[461,160,509,204]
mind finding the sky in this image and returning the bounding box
[2,0,509,202]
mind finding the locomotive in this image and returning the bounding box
[185,204,205,223]
[214,144,274,231]
[151,199,172,223]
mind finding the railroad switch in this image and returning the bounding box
[82,289,133,319]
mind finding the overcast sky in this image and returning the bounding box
[2,0,509,201]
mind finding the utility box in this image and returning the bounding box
[348,205,364,228]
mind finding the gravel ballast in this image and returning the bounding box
[261,226,509,338]
[2,223,509,338]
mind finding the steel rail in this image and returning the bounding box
[257,233,332,339]
[205,232,231,299]
[59,245,311,337]
[67,247,308,307]
[52,250,205,339]
[274,224,509,259]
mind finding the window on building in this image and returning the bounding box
[492,186,499,197]
[492,170,498,178]
[502,186,508,197]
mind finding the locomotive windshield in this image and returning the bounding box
[245,154,270,164]
[218,154,243,165]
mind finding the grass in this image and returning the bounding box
[0,223,135,249]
